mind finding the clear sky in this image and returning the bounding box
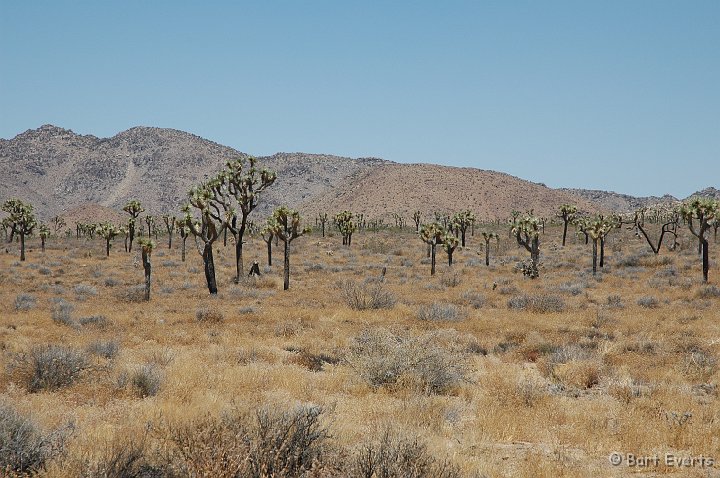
[1,1,718,197]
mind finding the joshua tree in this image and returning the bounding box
[452,210,475,247]
[120,226,129,253]
[260,224,274,266]
[442,232,459,266]
[182,182,231,294]
[51,215,66,235]
[123,200,144,253]
[162,215,176,249]
[510,211,541,278]
[556,204,577,247]
[419,222,446,276]
[96,222,120,257]
[680,198,719,282]
[138,239,154,301]
[38,224,50,252]
[266,206,310,290]
[335,211,357,246]
[1,198,37,261]
[317,213,328,237]
[481,231,499,266]
[412,211,421,232]
[583,215,615,275]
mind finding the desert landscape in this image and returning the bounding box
[1,127,719,477]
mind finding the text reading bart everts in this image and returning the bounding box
[609,452,715,468]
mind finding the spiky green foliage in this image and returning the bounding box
[583,215,617,275]
[95,222,120,257]
[267,206,311,290]
[317,213,328,238]
[452,210,475,247]
[556,204,577,247]
[2,198,37,261]
[680,197,719,282]
[509,211,541,278]
[442,232,459,266]
[419,222,446,276]
[123,200,144,253]
[335,211,357,247]
[412,211,422,232]
[37,224,50,252]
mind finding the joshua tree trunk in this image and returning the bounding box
[283,239,290,290]
[562,220,569,246]
[460,230,466,248]
[203,243,218,294]
[41,237,45,253]
[599,237,605,268]
[430,243,437,275]
[181,236,187,262]
[106,238,111,257]
[128,224,135,253]
[592,239,598,275]
[20,233,26,261]
[267,240,272,266]
[142,249,151,301]
[702,239,709,282]
[485,241,491,266]
[448,250,454,266]
[168,231,173,249]
[223,227,227,247]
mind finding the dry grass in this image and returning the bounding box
[1,224,719,476]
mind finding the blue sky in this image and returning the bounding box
[1,1,718,197]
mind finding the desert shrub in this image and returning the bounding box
[0,402,72,474]
[682,349,717,381]
[556,281,586,296]
[14,293,37,311]
[117,285,146,303]
[103,276,120,287]
[345,328,467,394]
[79,315,109,328]
[340,279,396,310]
[238,306,256,315]
[697,285,720,299]
[131,364,162,398]
[459,290,485,309]
[50,298,76,327]
[87,340,119,359]
[12,345,89,392]
[73,437,159,478]
[74,284,98,301]
[166,405,330,478]
[195,306,224,323]
[507,294,565,313]
[286,349,339,372]
[636,296,659,308]
[438,270,461,288]
[606,294,624,309]
[351,430,460,478]
[417,303,465,322]
[38,266,52,276]
[274,319,306,337]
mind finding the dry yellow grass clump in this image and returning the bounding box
[1,222,719,477]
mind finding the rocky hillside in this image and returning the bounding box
[1,125,715,225]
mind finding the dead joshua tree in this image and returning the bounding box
[266,206,310,290]
[51,215,66,235]
[317,213,328,237]
[162,215,176,249]
[481,231,499,266]
[419,222,446,275]
[412,211,421,233]
[260,223,274,266]
[635,209,679,254]
[138,239,154,301]
[1,198,37,261]
[680,198,719,282]
[123,200,144,252]
[510,211,541,278]
[556,204,577,247]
